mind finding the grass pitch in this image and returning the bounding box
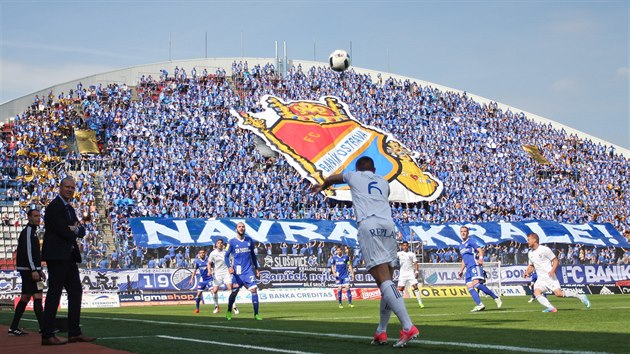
[2,295,628,353]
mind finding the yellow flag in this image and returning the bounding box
[522,145,550,164]
[75,130,100,154]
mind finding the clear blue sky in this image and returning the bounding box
[1,0,628,148]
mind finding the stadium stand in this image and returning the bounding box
[0,60,628,270]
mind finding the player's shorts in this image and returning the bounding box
[533,277,561,293]
[197,277,213,291]
[397,271,419,288]
[335,276,352,287]
[213,272,231,287]
[465,265,485,284]
[357,217,398,270]
[19,271,42,294]
[232,271,258,290]
[531,272,538,283]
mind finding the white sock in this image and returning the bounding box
[561,289,580,299]
[536,295,554,309]
[376,299,391,333]
[380,280,413,331]
[213,292,219,307]
[414,289,423,304]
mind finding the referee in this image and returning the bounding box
[9,208,45,336]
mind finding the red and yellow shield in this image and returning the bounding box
[231,95,443,202]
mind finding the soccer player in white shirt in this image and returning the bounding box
[208,239,238,314]
[311,156,418,348]
[523,233,590,312]
[397,241,424,308]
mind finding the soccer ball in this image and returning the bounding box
[329,49,351,72]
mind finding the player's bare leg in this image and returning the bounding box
[211,286,220,313]
[411,284,424,308]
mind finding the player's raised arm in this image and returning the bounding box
[310,174,344,194]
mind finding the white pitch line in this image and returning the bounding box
[98,336,155,340]
[157,335,320,354]
[82,315,612,354]
[414,340,610,354]
[284,315,374,321]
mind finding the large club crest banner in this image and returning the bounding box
[231,95,443,202]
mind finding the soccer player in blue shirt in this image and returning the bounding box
[457,226,502,312]
[224,222,261,320]
[332,247,355,308]
[188,249,212,314]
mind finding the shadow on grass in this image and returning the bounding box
[20,309,621,354]
[1,300,625,354]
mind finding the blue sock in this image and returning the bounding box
[338,290,343,304]
[468,287,482,305]
[347,289,352,304]
[252,292,259,315]
[530,285,536,298]
[195,296,201,310]
[228,289,238,311]
[475,283,498,299]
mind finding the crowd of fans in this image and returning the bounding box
[1,60,629,269]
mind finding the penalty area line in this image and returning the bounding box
[157,335,320,354]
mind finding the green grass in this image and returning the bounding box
[3,296,629,353]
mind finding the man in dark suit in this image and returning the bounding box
[41,176,95,345]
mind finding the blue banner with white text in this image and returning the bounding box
[129,218,628,249]
[402,221,627,248]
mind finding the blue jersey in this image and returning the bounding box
[193,257,212,281]
[460,238,480,268]
[333,254,350,278]
[225,236,258,275]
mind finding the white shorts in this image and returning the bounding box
[397,272,418,288]
[212,272,231,287]
[357,217,398,271]
[534,277,561,293]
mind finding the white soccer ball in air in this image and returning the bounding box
[329,49,351,72]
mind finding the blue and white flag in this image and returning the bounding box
[130,218,628,249]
